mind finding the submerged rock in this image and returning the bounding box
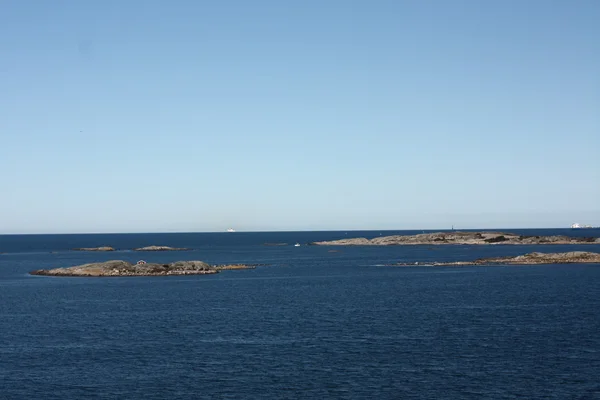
[313,231,599,246]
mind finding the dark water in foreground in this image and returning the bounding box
[1,229,600,399]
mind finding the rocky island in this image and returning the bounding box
[312,231,600,246]
[133,246,190,251]
[30,260,256,277]
[392,251,600,267]
[72,246,115,251]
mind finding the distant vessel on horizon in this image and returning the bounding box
[226,228,236,232]
[571,223,593,229]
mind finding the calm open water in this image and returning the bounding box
[1,229,600,399]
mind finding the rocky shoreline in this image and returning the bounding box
[392,251,600,267]
[312,231,600,246]
[30,260,256,277]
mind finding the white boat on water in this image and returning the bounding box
[226,228,236,232]
[571,223,593,229]
[294,243,301,247]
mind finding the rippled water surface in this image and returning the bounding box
[1,230,600,399]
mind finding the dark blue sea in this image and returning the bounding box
[1,229,600,399]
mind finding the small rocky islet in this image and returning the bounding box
[392,251,600,267]
[30,260,256,277]
[72,247,115,251]
[312,231,600,246]
[133,246,190,251]
[72,245,190,252]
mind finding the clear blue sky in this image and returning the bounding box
[1,0,598,233]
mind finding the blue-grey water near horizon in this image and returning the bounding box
[1,229,600,399]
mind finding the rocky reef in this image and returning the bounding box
[133,246,190,251]
[312,231,600,246]
[393,251,600,267]
[72,247,115,251]
[30,260,255,277]
[214,264,257,270]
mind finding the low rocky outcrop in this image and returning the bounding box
[312,231,599,246]
[133,246,189,251]
[30,260,258,277]
[72,247,115,251]
[30,260,215,277]
[214,264,257,270]
[392,251,600,267]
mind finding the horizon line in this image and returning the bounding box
[1,227,593,236]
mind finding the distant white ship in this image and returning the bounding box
[226,228,236,232]
[571,223,593,229]
[294,243,301,247]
